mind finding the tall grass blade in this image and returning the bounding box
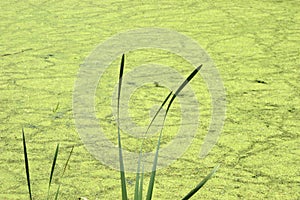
[54,145,74,200]
[138,165,144,200]
[144,91,173,135]
[145,118,164,200]
[61,146,74,177]
[134,91,172,200]
[146,64,203,200]
[22,129,32,200]
[47,144,60,199]
[167,64,202,111]
[54,185,60,200]
[181,165,219,200]
[134,161,145,200]
[134,157,141,200]
[117,54,128,200]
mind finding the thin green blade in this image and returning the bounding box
[181,165,219,200]
[146,64,203,200]
[145,114,166,200]
[54,185,60,200]
[117,54,128,200]
[47,143,60,199]
[134,155,141,200]
[54,145,74,199]
[167,64,202,112]
[135,91,172,200]
[138,165,144,200]
[61,146,74,178]
[144,91,173,135]
[22,129,32,200]
[145,92,173,200]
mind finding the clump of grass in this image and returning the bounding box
[22,128,74,200]
[117,54,219,200]
[22,54,218,199]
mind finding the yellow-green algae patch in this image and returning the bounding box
[0,0,299,199]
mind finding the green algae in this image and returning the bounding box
[0,0,299,199]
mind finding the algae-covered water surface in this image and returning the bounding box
[1,1,299,199]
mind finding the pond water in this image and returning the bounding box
[0,1,299,199]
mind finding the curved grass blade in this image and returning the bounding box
[146,109,169,200]
[22,128,32,200]
[167,64,202,111]
[47,144,60,200]
[144,91,173,136]
[181,165,219,200]
[118,54,128,200]
[54,146,74,200]
[134,91,172,200]
[146,64,203,200]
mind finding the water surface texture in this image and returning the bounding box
[1,1,299,199]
